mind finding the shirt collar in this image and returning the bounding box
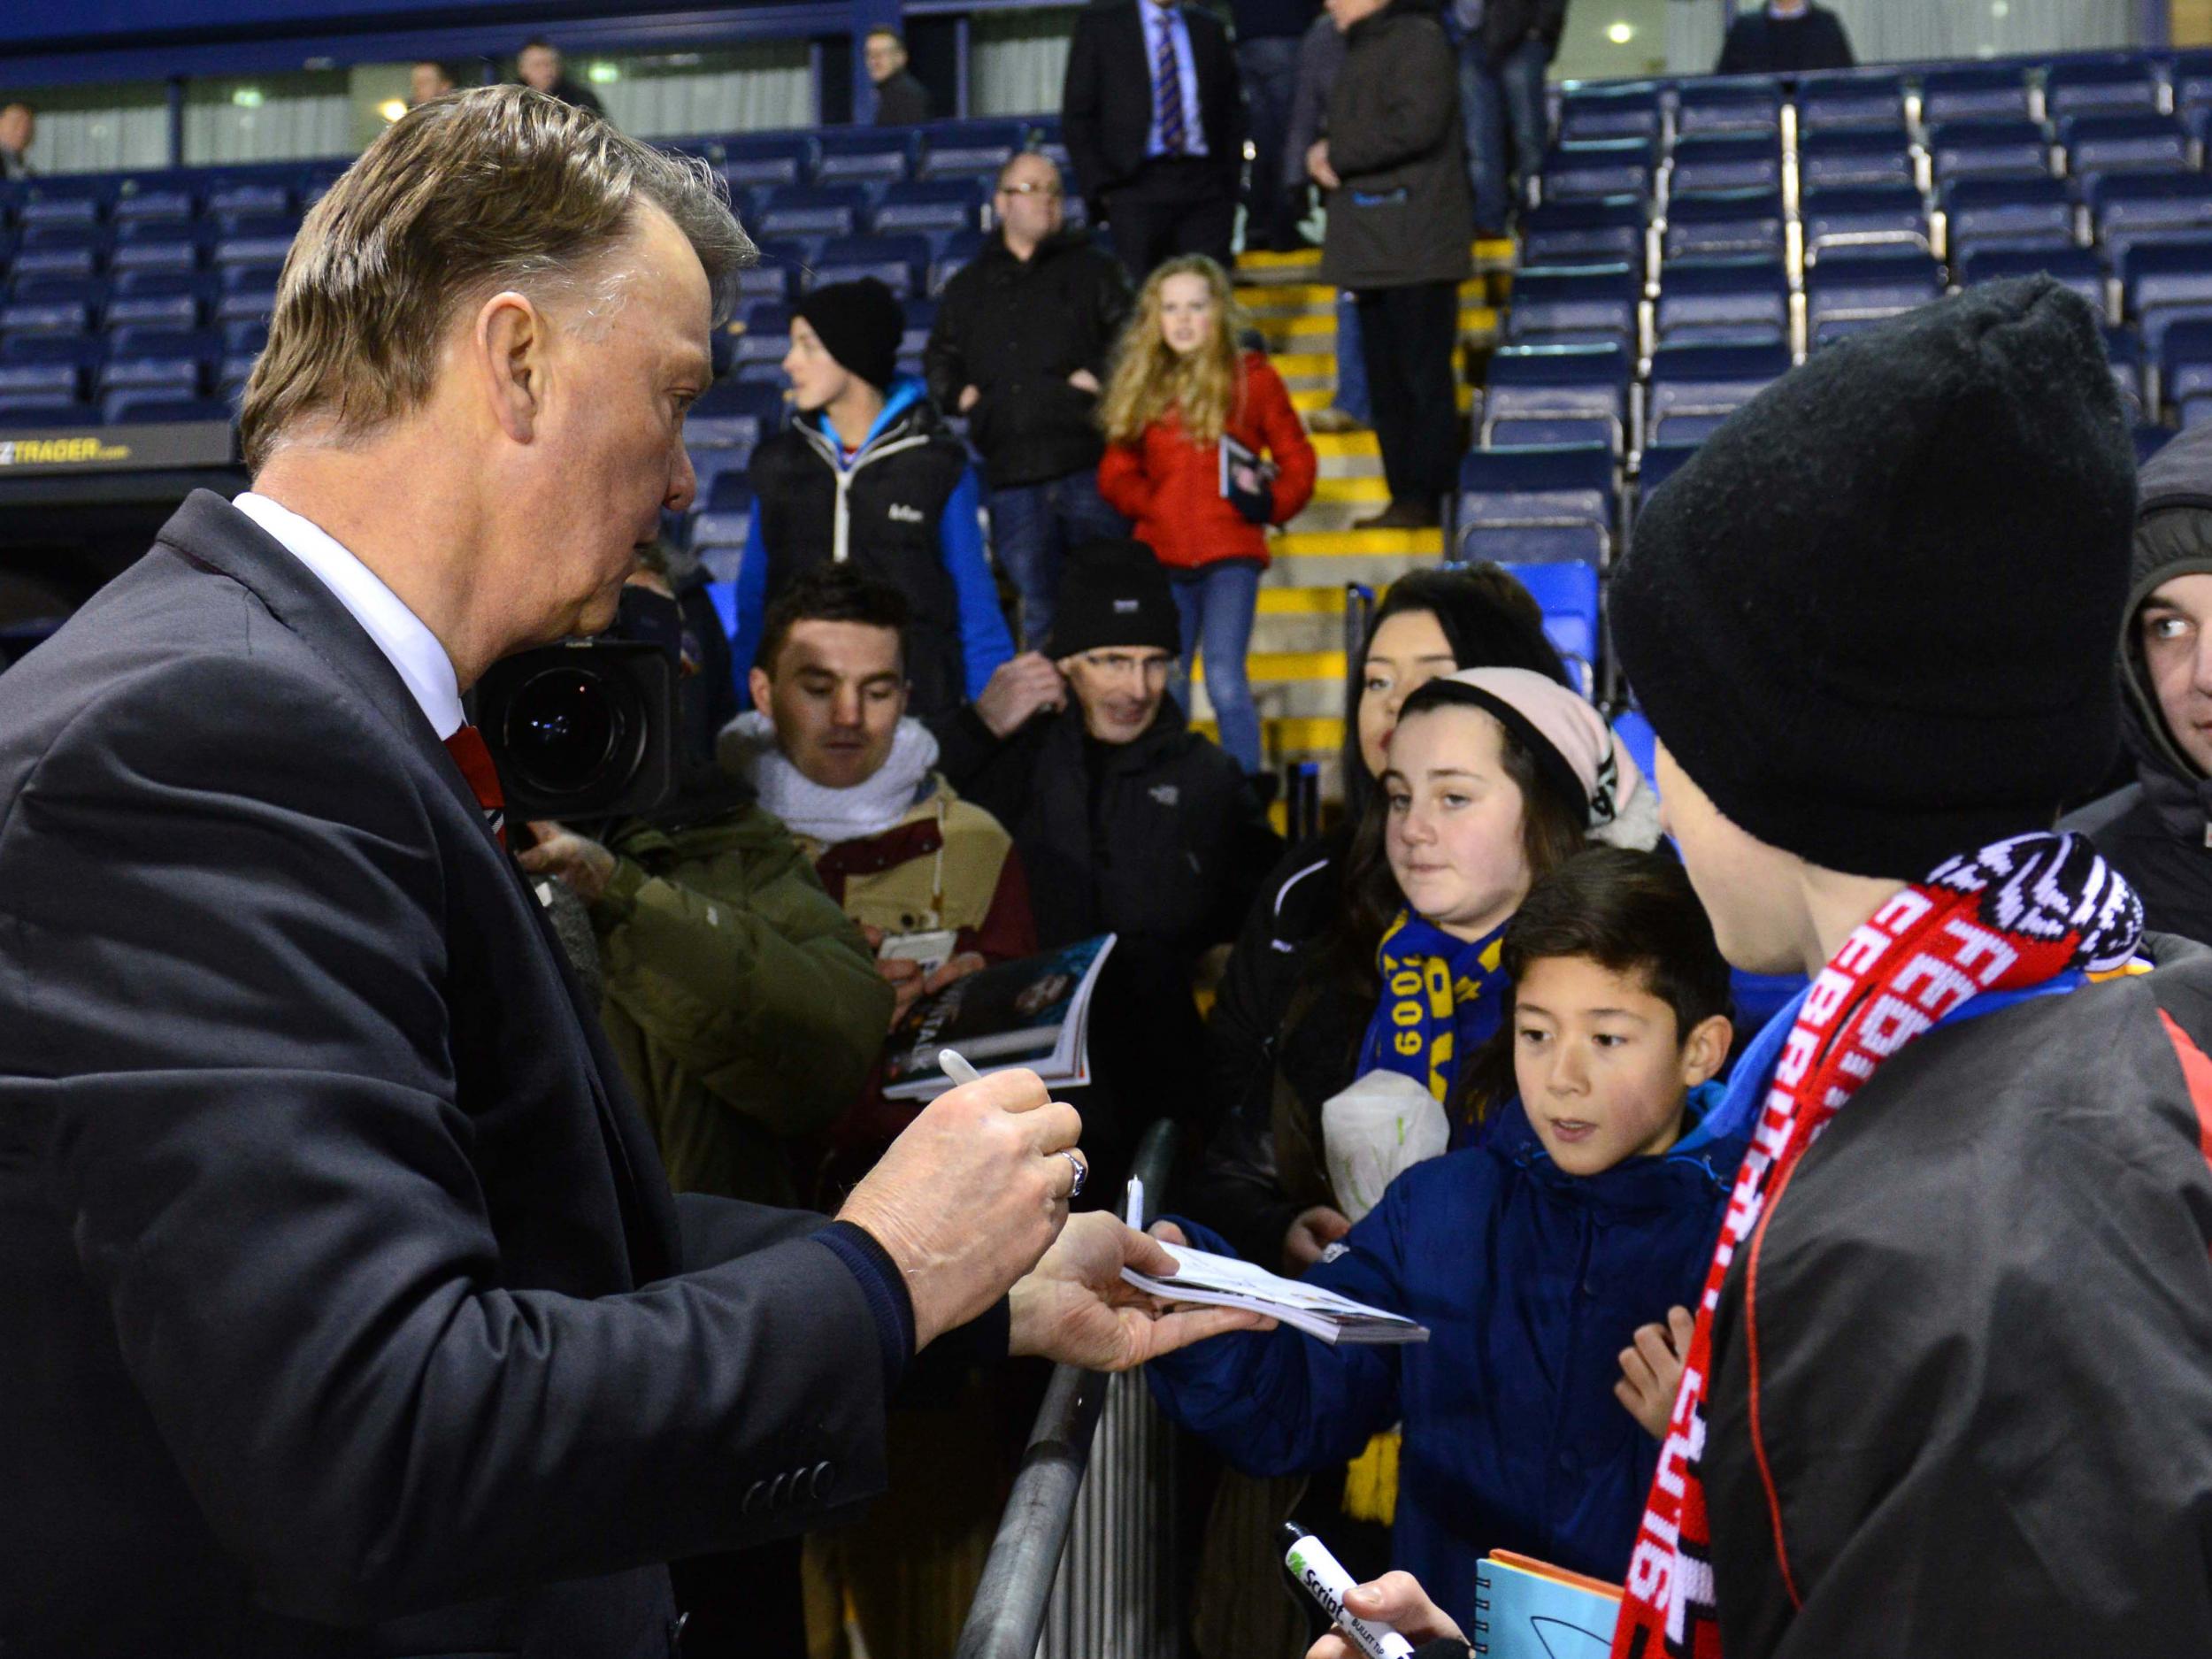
[232,490,465,740]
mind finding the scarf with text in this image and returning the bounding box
[1611,831,2142,1659]
[1357,909,1510,1144]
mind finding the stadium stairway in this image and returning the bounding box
[1184,238,1513,798]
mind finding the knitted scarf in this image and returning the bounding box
[1357,910,1510,1143]
[718,711,940,844]
[1611,831,2142,1659]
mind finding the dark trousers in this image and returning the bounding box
[1103,157,1237,280]
[1356,280,1463,506]
[1237,35,1304,249]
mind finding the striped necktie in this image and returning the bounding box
[1152,5,1187,156]
[443,724,508,851]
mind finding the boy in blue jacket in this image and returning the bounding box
[1148,848,1746,1634]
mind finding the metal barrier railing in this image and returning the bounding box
[954,1120,1183,1659]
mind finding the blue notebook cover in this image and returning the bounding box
[1471,1555,1621,1659]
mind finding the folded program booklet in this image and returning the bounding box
[1122,1241,1430,1345]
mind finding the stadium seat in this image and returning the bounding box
[1929,119,2055,185]
[2103,322,2147,418]
[111,220,203,274]
[2061,113,2191,185]
[100,325,218,395]
[1557,82,1663,144]
[101,389,232,425]
[1798,130,1919,192]
[1801,185,1934,261]
[1667,134,1782,196]
[2044,58,2163,122]
[1538,139,1656,204]
[1454,443,1616,569]
[1611,708,1656,791]
[1652,257,1790,348]
[1956,245,2107,314]
[110,180,196,224]
[719,134,815,190]
[1636,442,1701,499]
[0,301,91,335]
[1674,78,1784,139]
[754,184,870,239]
[917,119,1033,180]
[17,178,112,227]
[1519,196,1646,271]
[0,396,97,427]
[1659,188,1786,262]
[814,129,916,184]
[204,179,292,218]
[1796,72,1909,134]
[2094,171,2212,265]
[1921,65,2035,125]
[2159,316,2212,417]
[1499,559,1601,691]
[731,303,791,368]
[0,361,84,401]
[1806,250,1944,345]
[2124,237,2212,351]
[1481,342,1633,452]
[810,233,931,297]
[11,274,104,309]
[929,228,987,296]
[872,178,988,235]
[1504,264,1640,348]
[1644,341,1787,449]
[1940,175,2079,259]
[691,470,758,555]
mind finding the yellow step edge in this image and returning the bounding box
[1248,649,1350,680]
[1274,351,1340,374]
[1312,476,1391,503]
[1310,430,1380,457]
[1278,527,1444,557]
[1240,282,1336,306]
[1258,587,1352,615]
[1237,248,1324,271]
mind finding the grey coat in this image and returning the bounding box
[1318,3,1472,292]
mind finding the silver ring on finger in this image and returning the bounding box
[1058,1148,1087,1200]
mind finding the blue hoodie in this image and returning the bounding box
[1147,1087,1747,1634]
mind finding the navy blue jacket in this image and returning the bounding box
[1147,1088,1745,1633]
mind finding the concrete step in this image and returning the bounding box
[1310,474,1390,505]
[1258,584,1353,614]
[1277,526,1444,557]
[1291,385,1474,415]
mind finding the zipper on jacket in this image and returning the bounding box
[799,419,934,566]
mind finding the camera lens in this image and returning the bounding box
[501,666,634,801]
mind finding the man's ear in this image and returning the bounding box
[749,664,775,719]
[474,290,546,444]
[1679,1013,1733,1091]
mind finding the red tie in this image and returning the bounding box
[443,724,508,851]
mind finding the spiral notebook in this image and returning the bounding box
[1471,1552,1622,1659]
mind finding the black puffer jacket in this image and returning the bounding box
[2063,420,2212,944]
[923,229,1133,490]
[1320,1,1472,292]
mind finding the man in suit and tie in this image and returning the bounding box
[1063,0,1248,278]
[0,85,1251,1659]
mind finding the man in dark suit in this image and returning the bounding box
[1716,0,1856,74]
[1063,0,1248,278]
[0,86,1249,1659]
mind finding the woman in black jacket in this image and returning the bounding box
[1185,565,1570,1271]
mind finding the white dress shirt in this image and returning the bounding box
[232,491,465,741]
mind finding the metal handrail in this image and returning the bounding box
[952,1119,1180,1659]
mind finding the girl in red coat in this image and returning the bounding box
[1097,255,1317,773]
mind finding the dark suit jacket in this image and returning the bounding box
[1061,0,1246,207]
[0,492,895,1658]
[872,69,932,125]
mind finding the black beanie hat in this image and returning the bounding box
[1050,541,1182,658]
[1614,276,2137,879]
[792,277,903,390]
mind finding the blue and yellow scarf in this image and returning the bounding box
[1356,909,1511,1146]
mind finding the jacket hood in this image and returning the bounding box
[801,373,941,457]
[2117,421,2212,830]
[1481,1079,1745,1214]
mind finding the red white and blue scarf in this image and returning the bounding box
[1610,831,2142,1659]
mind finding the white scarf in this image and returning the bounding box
[718,711,941,843]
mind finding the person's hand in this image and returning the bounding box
[974,651,1066,737]
[838,1068,1084,1349]
[1282,1204,1352,1274]
[959,384,981,413]
[1306,140,1340,190]
[1010,1211,1271,1370]
[922,951,987,995]
[517,820,618,903]
[875,952,928,1028]
[1068,368,1102,396]
[1307,1572,1464,1659]
[1615,1305,1696,1440]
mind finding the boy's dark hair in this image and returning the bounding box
[1340,565,1573,823]
[754,565,910,679]
[1455,847,1734,1128]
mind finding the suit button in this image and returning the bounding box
[741,1479,767,1516]
[810,1460,836,1500]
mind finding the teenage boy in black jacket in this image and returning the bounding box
[926,152,1134,647]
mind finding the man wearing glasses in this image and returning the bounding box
[925,152,1134,649]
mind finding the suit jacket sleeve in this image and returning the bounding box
[1198,12,1249,180]
[1325,21,1457,180]
[1062,9,1113,205]
[7,654,892,1627]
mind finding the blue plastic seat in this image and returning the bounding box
[1481,342,1632,454]
[110,181,197,224]
[1653,257,1789,348]
[0,301,92,335]
[691,469,759,551]
[9,274,104,308]
[1539,139,1656,204]
[1802,185,1932,261]
[204,180,293,218]
[755,184,871,240]
[17,178,112,227]
[1674,79,1783,140]
[872,178,988,235]
[731,302,791,368]
[1660,188,1785,262]
[917,119,1033,180]
[1667,134,1782,196]
[1637,442,1701,499]
[1798,130,1917,192]
[2103,321,2147,418]
[2176,49,2212,116]
[2045,58,2162,123]
[2062,112,2190,183]
[1454,443,1616,569]
[3,334,106,373]
[102,389,232,425]
[1499,559,1601,686]
[1930,119,2054,186]
[1940,175,2079,259]
[810,233,931,298]
[929,227,988,296]
[1806,250,1943,344]
[1956,245,2106,312]
[0,395,96,426]
[0,362,84,400]
[719,134,815,191]
[2125,238,2212,352]
[1611,709,1656,791]
[1506,264,1640,348]
[1796,73,1909,135]
[1518,196,1646,271]
[2095,171,2212,266]
[1557,82,1663,144]
[1921,65,2035,125]
[814,130,916,185]
[1644,341,1787,448]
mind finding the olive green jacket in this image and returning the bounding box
[588,803,894,1207]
